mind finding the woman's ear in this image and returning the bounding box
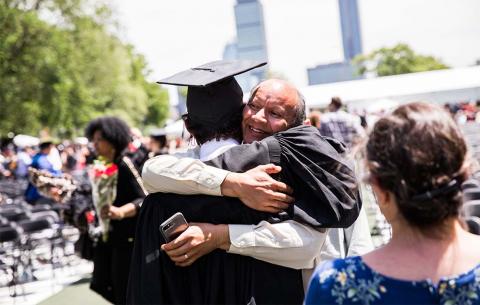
[371,179,389,207]
[375,188,399,223]
[303,119,311,126]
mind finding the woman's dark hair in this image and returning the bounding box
[183,106,243,145]
[85,116,132,158]
[366,102,469,230]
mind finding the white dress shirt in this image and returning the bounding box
[142,138,326,270]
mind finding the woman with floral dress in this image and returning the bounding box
[305,102,480,305]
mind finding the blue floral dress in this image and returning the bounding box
[305,256,480,305]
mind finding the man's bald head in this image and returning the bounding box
[241,79,306,144]
[250,79,306,126]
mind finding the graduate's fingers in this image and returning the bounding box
[176,253,200,267]
[164,242,193,258]
[170,245,203,264]
[177,260,194,267]
[169,252,190,263]
[174,239,216,266]
[269,207,284,214]
[165,226,199,250]
[258,164,282,175]
[271,181,294,195]
[261,205,283,214]
[161,237,189,252]
[269,200,290,211]
[268,190,295,203]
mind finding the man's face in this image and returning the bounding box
[241,80,298,144]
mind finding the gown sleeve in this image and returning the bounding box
[206,125,361,228]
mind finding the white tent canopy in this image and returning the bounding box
[13,134,39,148]
[301,66,480,110]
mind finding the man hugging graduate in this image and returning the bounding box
[127,60,361,304]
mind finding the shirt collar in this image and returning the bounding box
[199,138,240,161]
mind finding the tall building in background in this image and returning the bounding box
[223,42,238,61]
[339,0,363,61]
[235,0,268,62]
[307,0,363,85]
[223,0,268,91]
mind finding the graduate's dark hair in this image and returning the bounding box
[85,116,132,157]
[182,105,243,145]
[366,102,469,232]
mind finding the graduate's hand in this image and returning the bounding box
[221,164,294,213]
[161,223,229,267]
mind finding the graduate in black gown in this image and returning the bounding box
[127,63,360,304]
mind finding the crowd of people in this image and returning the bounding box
[1,59,480,304]
[445,100,480,125]
[0,130,182,182]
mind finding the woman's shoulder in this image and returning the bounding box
[305,256,480,305]
[311,256,369,285]
[305,256,374,304]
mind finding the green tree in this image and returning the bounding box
[0,0,169,138]
[353,43,449,77]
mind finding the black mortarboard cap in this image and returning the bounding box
[157,60,267,126]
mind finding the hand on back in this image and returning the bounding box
[221,164,294,213]
[161,223,229,267]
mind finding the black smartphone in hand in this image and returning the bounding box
[160,212,189,243]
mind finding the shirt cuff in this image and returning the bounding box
[196,166,229,196]
[227,224,255,254]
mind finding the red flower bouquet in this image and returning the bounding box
[88,158,118,242]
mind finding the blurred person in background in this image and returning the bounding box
[73,137,91,170]
[305,102,480,305]
[147,128,168,158]
[314,98,373,263]
[15,146,34,179]
[0,151,11,178]
[0,145,16,178]
[24,139,61,204]
[61,144,78,173]
[47,141,63,172]
[308,110,322,129]
[127,127,150,171]
[85,117,147,305]
[319,96,365,149]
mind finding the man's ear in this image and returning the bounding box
[303,119,311,126]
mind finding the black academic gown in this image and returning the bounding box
[127,125,360,305]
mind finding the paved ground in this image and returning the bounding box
[38,277,110,305]
[0,259,105,305]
